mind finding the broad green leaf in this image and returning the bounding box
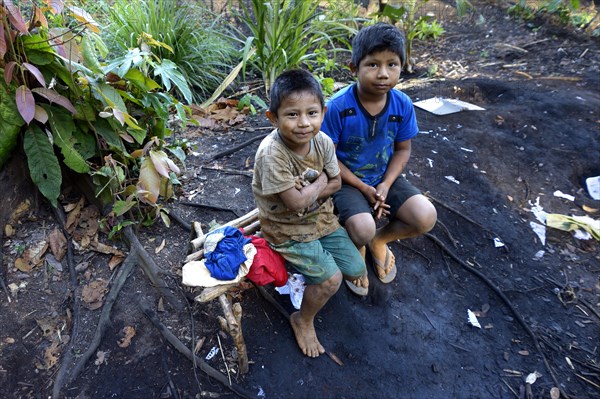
[0,116,20,168]
[24,50,55,65]
[94,118,126,154]
[124,69,160,92]
[153,60,192,104]
[16,85,35,125]
[113,195,136,217]
[43,105,90,173]
[137,157,160,204]
[23,125,62,208]
[81,35,103,74]
[0,82,25,126]
[126,127,146,145]
[95,83,127,113]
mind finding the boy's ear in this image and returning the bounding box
[265,110,278,126]
[323,106,328,116]
[349,62,358,75]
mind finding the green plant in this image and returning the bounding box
[237,93,268,115]
[105,0,238,104]
[229,0,358,94]
[0,0,191,231]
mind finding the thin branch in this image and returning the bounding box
[0,221,11,302]
[179,201,241,217]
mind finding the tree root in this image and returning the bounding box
[52,247,138,399]
[124,226,183,311]
[139,301,256,399]
[0,223,11,302]
[205,133,267,163]
[426,194,508,251]
[425,233,570,399]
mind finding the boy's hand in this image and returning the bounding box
[373,200,390,220]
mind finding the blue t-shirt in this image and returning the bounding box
[321,84,418,186]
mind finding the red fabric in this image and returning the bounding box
[245,235,288,287]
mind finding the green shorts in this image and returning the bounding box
[270,227,366,285]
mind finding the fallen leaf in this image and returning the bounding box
[81,279,108,310]
[194,336,206,354]
[48,227,67,261]
[10,200,31,223]
[157,297,165,312]
[65,197,85,233]
[117,326,136,348]
[518,350,530,356]
[550,387,560,399]
[108,255,124,271]
[43,341,61,369]
[4,224,15,237]
[155,239,166,254]
[326,351,344,367]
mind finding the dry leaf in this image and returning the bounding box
[550,387,560,399]
[525,371,542,384]
[65,197,85,233]
[194,336,206,354]
[4,224,15,237]
[326,351,344,367]
[91,240,124,256]
[155,239,166,254]
[582,204,598,213]
[117,326,136,348]
[15,241,48,271]
[10,200,31,223]
[157,297,165,312]
[48,227,67,261]
[81,279,108,310]
[43,341,61,369]
[108,255,124,271]
[518,350,530,356]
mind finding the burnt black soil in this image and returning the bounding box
[1,2,599,399]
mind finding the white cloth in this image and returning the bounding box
[182,243,256,287]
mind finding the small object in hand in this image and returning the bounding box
[302,168,319,183]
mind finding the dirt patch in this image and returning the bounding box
[1,2,599,399]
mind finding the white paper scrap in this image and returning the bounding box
[586,176,600,200]
[493,237,505,248]
[205,346,219,360]
[460,147,474,152]
[528,197,547,224]
[553,190,575,201]
[427,158,434,168]
[445,176,460,184]
[526,371,542,385]
[529,221,546,246]
[467,309,481,328]
[414,97,486,115]
[275,273,305,310]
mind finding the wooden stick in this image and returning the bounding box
[195,284,238,303]
[217,294,249,374]
[190,208,259,250]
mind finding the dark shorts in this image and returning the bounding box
[333,177,422,224]
[270,227,365,285]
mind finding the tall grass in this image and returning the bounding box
[230,0,359,94]
[105,0,238,103]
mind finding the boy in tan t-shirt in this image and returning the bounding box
[252,69,366,358]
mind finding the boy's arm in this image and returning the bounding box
[279,172,332,212]
[377,139,412,199]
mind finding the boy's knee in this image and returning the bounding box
[417,206,437,234]
[323,272,343,293]
[345,214,376,247]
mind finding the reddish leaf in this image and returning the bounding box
[31,88,76,114]
[4,0,29,34]
[52,39,67,58]
[23,63,47,87]
[0,22,6,59]
[45,0,64,15]
[4,61,17,85]
[16,85,35,125]
[34,7,48,28]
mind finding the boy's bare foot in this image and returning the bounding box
[290,311,325,358]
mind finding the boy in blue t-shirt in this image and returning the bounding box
[321,23,437,294]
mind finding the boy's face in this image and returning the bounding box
[351,50,402,97]
[266,91,326,154]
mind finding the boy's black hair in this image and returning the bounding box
[268,69,325,116]
[351,22,406,67]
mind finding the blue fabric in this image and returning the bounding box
[321,83,419,186]
[204,226,252,280]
